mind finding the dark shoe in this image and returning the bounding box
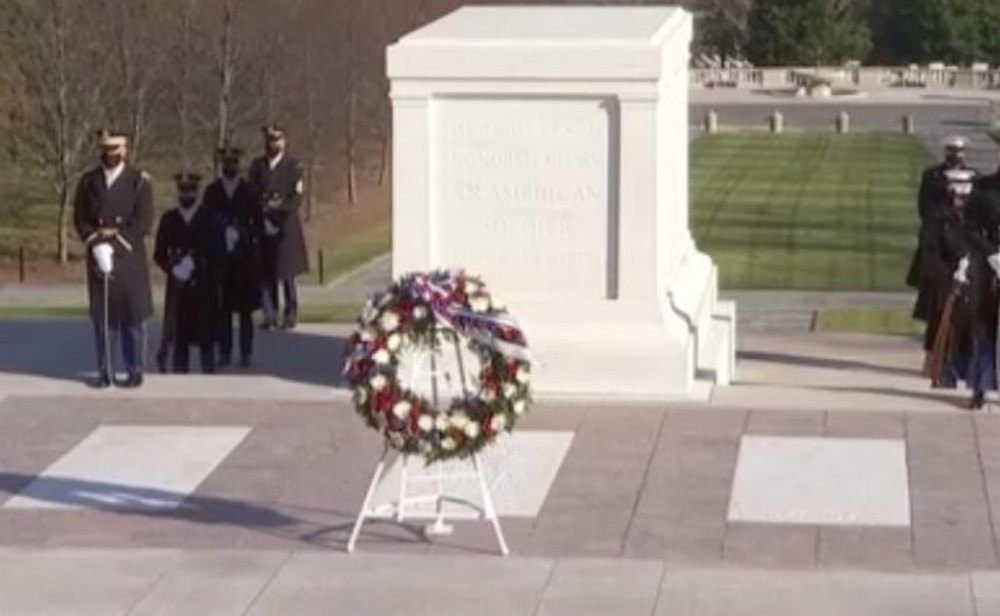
[90,374,112,389]
[156,351,168,374]
[260,321,277,331]
[239,356,253,368]
[969,391,985,410]
[280,319,297,331]
[120,373,144,389]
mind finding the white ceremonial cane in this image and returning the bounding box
[94,243,115,381]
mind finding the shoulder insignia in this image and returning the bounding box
[296,179,304,195]
[141,171,152,181]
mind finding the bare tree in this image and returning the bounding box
[1,0,107,263]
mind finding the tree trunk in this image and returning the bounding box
[378,132,390,187]
[215,0,235,174]
[346,84,358,206]
[57,182,70,264]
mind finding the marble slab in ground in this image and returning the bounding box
[4,426,250,510]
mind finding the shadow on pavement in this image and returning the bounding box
[737,349,919,379]
[0,318,350,389]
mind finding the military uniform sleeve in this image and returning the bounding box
[73,176,98,245]
[120,171,155,249]
[153,213,171,273]
[917,168,934,223]
[269,160,303,215]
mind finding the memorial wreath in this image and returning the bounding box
[343,269,532,463]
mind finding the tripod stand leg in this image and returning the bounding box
[347,453,388,554]
[103,273,112,381]
[473,453,508,556]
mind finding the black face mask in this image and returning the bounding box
[179,197,197,209]
[101,153,123,168]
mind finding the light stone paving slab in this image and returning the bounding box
[972,572,1000,615]
[727,436,910,526]
[0,548,179,616]
[369,431,574,518]
[536,558,664,616]
[4,426,250,510]
[244,552,555,616]
[655,569,975,616]
[127,550,291,616]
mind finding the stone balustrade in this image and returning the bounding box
[692,65,1000,90]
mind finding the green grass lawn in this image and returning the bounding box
[692,133,930,290]
[812,306,923,336]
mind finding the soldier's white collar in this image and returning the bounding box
[103,162,125,188]
[179,203,200,224]
[268,152,284,170]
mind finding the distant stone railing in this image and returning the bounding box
[692,64,1000,90]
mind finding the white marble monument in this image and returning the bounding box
[387,6,735,400]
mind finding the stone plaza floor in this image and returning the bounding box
[2,318,1000,613]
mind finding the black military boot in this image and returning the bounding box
[969,391,986,410]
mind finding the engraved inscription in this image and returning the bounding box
[433,98,610,298]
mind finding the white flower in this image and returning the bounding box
[361,300,378,324]
[482,389,497,403]
[434,415,450,431]
[392,400,412,420]
[386,333,402,352]
[502,383,517,399]
[417,414,434,432]
[465,280,481,294]
[490,295,507,311]
[370,374,388,391]
[359,328,376,343]
[412,306,428,321]
[516,367,530,384]
[353,388,368,406]
[470,295,490,313]
[441,437,457,451]
[379,311,400,332]
[490,415,507,431]
[372,349,391,365]
[513,400,527,415]
[464,422,481,439]
[450,413,470,429]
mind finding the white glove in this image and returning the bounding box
[225,226,239,253]
[264,219,280,237]
[171,263,191,282]
[954,256,970,284]
[988,253,1000,277]
[92,242,114,275]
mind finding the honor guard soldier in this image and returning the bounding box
[248,124,309,330]
[203,146,263,367]
[72,130,154,389]
[910,135,976,348]
[153,173,223,374]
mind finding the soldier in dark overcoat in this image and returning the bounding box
[203,146,263,367]
[153,173,223,374]
[909,136,973,327]
[72,131,154,389]
[247,124,309,330]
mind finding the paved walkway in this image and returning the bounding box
[1,316,999,612]
[1,549,996,615]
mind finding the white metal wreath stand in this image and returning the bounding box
[346,327,509,555]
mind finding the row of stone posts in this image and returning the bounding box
[702,110,918,135]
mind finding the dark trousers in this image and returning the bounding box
[93,320,145,377]
[219,311,254,360]
[262,277,298,325]
[172,333,215,374]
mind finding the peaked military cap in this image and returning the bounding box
[943,135,968,150]
[217,145,243,160]
[96,129,127,150]
[262,124,286,139]
[173,172,203,193]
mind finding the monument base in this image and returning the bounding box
[510,247,735,402]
